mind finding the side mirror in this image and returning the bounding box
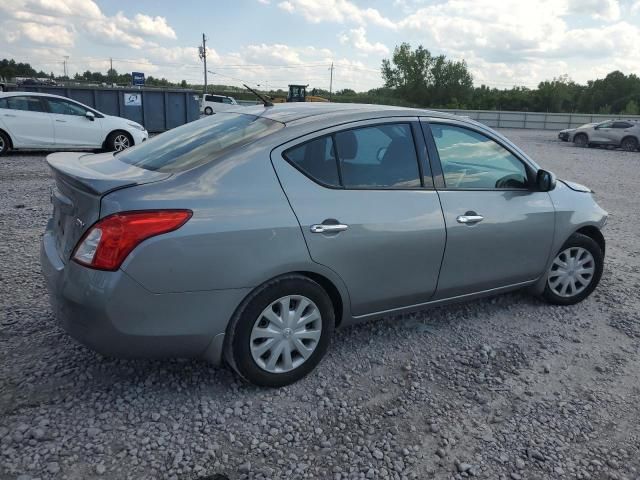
[85,111,95,122]
[536,169,556,192]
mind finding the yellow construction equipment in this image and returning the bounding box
[271,84,328,103]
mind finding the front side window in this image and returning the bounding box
[119,113,283,172]
[6,96,44,112]
[222,98,233,104]
[0,98,7,109]
[46,99,87,116]
[597,121,613,129]
[431,124,529,190]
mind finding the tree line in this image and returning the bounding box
[377,43,640,114]
[3,51,639,115]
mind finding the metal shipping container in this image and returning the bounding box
[6,85,200,133]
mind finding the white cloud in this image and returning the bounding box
[0,0,178,53]
[395,0,640,87]
[278,1,294,13]
[339,27,389,56]
[257,0,270,4]
[631,0,640,13]
[278,0,396,29]
[113,12,177,40]
[567,0,620,21]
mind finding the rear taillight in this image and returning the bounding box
[72,210,192,271]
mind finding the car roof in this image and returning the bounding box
[228,102,465,125]
[0,91,73,100]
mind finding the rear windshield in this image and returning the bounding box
[118,113,283,172]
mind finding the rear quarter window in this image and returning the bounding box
[118,113,283,172]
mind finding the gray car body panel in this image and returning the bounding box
[40,103,608,365]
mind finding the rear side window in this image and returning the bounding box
[205,95,222,103]
[119,113,283,172]
[7,96,44,112]
[335,124,420,188]
[612,122,632,128]
[284,136,340,187]
[0,98,6,108]
[284,123,421,189]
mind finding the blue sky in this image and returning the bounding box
[2,0,640,92]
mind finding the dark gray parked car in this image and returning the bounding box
[41,103,608,386]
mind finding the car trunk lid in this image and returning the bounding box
[46,151,171,262]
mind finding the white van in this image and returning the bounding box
[201,94,238,115]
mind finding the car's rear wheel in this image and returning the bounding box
[573,133,588,148]
[204,106,213,115]
[542,233,603,305]
[107,131,133,152]
[621,136,638,152]
[0,131,9,156]
[225,275,335,387]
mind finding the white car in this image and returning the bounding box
[201,94,239,115]
[0,92,148,156]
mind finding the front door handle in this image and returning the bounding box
[55,119,67,123]
[310,223,349,233]
[3,114,16,117]
[456,214,484,224]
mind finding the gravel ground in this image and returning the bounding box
[1,129,639,480]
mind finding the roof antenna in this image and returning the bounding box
[243,84,273,107]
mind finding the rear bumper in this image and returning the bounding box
[40,230,249,364]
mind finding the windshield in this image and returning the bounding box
[118,113,283,172]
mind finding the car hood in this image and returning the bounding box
[559,128,576,134]
[559,179,593,193]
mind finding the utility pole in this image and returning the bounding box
[199,34,208,94]
[329,62,334,101]
[63,56,69,78]
[109,57,113,83]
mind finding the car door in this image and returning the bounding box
[590,121,614,144]
[0,95,55,148]
[272,118,446,317]
[44,98,103,148]
[422,119,555,299]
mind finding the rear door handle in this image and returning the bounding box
[3,114,16,118]
[456,215,484,224]
[55,119,67,123]
[310,223,349,233]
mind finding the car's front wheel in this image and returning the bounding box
[225,275,335,387]
[106,131,133,152]
[573,133,588,148]
[542,233,604,305]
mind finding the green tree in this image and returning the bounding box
[381,43,473,107]
[621,99,639,115]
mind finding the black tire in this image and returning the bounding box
[106,131,133,152]
[0,131,9,156]
[621,136,638,152]
[224,274,335,387]
[204,107,213,115]
[573,133,588,148]
[542,233,604,306]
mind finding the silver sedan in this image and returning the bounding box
[41,103,607,386]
